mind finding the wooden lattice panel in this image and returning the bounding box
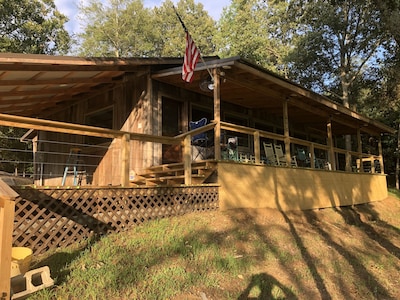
[12,185,219,255]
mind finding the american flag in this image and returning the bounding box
[182,31,200,83]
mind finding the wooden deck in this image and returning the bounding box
[130,158,389,212]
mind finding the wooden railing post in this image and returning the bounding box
[378,135,384,174]
[327,118,336,171]
[121,133,130,187]
[357,128,363,172]
[183,135,192,185]
[254,131,260,164]
[0,179,18,300]
[283,99,291,165]
[310,143,315,169]
[213,68,221,160]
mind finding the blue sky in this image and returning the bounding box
[54,0,231,34]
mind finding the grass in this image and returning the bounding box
[28,194,400,299]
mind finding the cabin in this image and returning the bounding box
[0,53,395,211]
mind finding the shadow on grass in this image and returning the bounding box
[30,201,399,299]
[31,238,95,285]
[344,205,400,259]
[238,272,297,300]
[305,206,394,299]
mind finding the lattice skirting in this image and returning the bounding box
[12,185,219,255]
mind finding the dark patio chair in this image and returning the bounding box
[296,148,310,167]
[189,117,208,160]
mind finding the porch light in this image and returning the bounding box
[199,75,214,92]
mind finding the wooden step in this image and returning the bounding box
[130,161,217,186]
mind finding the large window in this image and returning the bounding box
[224,113,249,148]
[85,106,113,145]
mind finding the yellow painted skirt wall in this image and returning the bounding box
[218,162,388,211]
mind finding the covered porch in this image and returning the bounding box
[0,54,394,211]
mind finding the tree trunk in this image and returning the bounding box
[396,123,400,189]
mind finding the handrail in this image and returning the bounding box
[174,122,216,140]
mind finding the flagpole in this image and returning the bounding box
[172,5,214,81]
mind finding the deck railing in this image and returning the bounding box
[0,113,383,187]
[180,121,383,176]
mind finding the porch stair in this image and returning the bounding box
[130,161,217,186]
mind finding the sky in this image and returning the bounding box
[54,0,231,34]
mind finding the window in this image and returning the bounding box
[85,106,113,145]
[224,113,249,147]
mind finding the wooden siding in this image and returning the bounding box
[36,73,150,186]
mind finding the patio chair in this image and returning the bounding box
[296,148,310,167]
[189,117,208,160]
[226,136,239,161]
[274,144,297,167]
[263,142,278,165]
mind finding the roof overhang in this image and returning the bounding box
[0,53,394,136]
[153,56,395,136]
[0,53,182,117]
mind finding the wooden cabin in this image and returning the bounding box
[0,53,395,211]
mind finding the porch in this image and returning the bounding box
[0,54,394,213]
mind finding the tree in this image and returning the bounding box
[0,0,71,54]
[78,0,156,57]
[287,0,388,108]
[77,0,216,58]
[216,0,295,77]
[152,0,217,57]
[365,1,400,186]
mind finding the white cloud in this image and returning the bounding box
[55,0,230,34]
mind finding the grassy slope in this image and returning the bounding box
[29,192,400,300]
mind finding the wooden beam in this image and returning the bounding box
[283,99,291,165]
[0,53,183,66]
[121,133,130,187]
[254,130,260,164]
[213,69,221,160]
[357,128,364,172]
[0,179,18,300]
[327,118,336,171]
[0,113,178,144]
[0,77,123,86]
[378,135,384,174]
[183,135,192,185]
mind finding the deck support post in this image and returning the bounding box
[283,99,291,165]
[184,135,192,185]
[378,135,384,174]
[0,180,18,300]
[357,128,364,172]
[310,143,316,168]
[121,133,130,187]
[327,118,336,170]
[254,131,260,164]
[213,69,221,160]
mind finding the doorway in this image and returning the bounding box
[162,98,183,163]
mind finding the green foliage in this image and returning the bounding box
[216,0,294,77]
[152,0,217,57]
[287,0,388,107]
[78,0,216,57]
[78,0,156,57]
[0,0,71,54]
[0,126,32,174]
